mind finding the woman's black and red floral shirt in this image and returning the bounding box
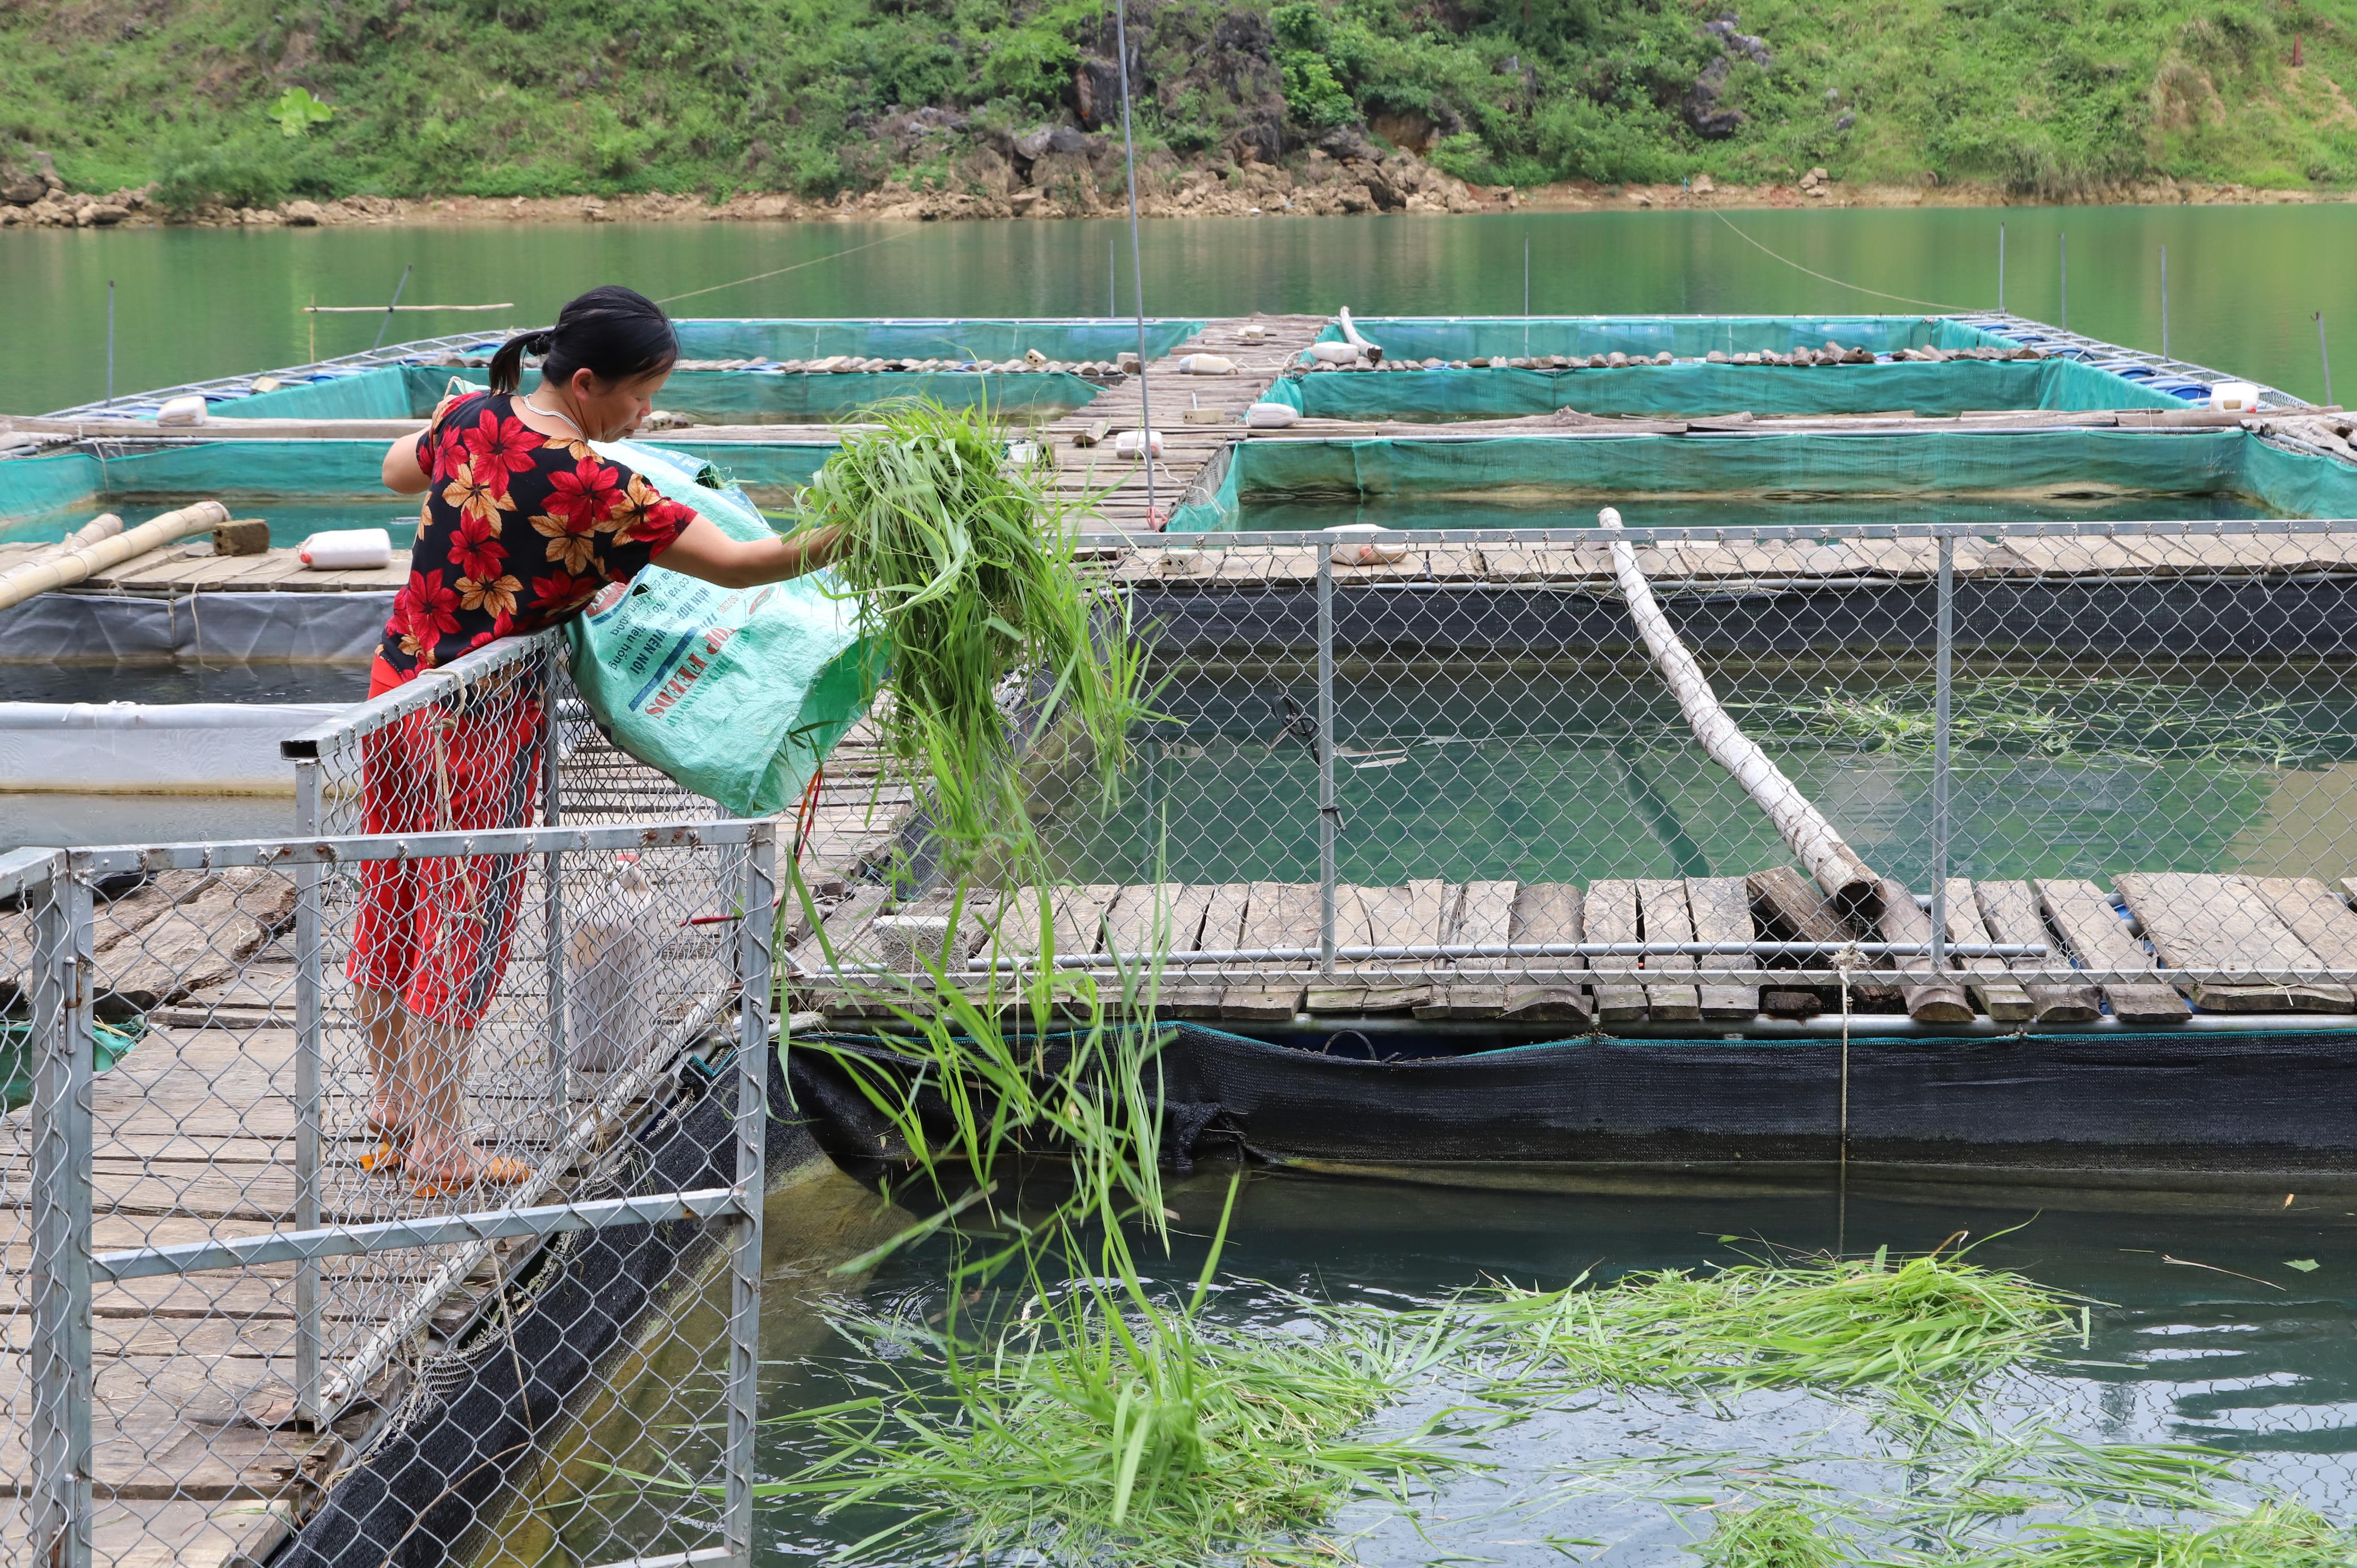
[376,391,696,681]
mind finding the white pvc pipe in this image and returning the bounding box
[1598,505,1879,906]
[0,501,229,611]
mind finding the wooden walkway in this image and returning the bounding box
[786,869,2357,1029]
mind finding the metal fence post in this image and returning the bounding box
[1929,535,1955,975]
[292,761,325,1425]
[722,822,777,1566]
[542,661,569,1123]
[1316,548,1338,975]
[29,855,95,1568]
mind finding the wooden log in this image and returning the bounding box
[1972,881,2100,1022]
[1500,883,1592,1025]
[2034,879,2190,1024]
[1418,879,1518,1020]
[1633,879,1703,1020]
[1685,876,1760,1020]
[1598,508,1877,907]
[1582,880,1649,1023]
[2115,873,2352,1013]
[1939,879,2033,1023]
[1744,866,1901,1010]
[0,501,231,611]
[1222,881,1313,1020]
[1873,879,1975,1024]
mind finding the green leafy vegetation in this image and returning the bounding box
[1480,1242,2088,1397]
[2,0,2354,210]
[797,399,1147,864]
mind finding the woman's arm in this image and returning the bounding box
[657,515,844,590]
[382,432,430,495]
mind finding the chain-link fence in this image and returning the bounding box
[4,816,776,1568]
[881,516,2357,1021]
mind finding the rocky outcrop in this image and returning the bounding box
[1684,13,1774,138]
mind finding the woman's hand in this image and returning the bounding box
[657,517,846,590]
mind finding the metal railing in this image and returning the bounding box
[7,817,777,1568]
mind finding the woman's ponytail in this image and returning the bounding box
[487,289,675,399]
[487,328,555,395]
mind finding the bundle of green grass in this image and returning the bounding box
[798,399,1147,863]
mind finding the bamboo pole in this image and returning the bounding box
[0,502,229,611]
[1597,506,1878,907]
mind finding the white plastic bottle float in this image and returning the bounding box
[297,527,394,569]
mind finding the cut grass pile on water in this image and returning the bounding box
[1733,676,2341,769]
[775,1280,1486,1566]
[1480,1243,2087,1398]
[1996,1501,2357,1566]
[798,397,1148,861]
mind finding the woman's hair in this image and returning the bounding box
[487,285,678,395]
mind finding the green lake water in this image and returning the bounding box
[523,1162,2357,1566]
[7,206,2357,414]
[1034,664,2357,890]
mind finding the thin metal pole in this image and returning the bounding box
[2318,312,2334,406]
[2058,233,2067,331]
[722,822,777,1568]
[292,763,324,1425]
[1929,536,1955,978]
[372,263,414,352]
[1110,240,1117,318]
[1997,223,2005,313]
[1522,235,1531,358]
[105,280,115,407]
[2159,245,2169,359]
[30,855,95,1568]
[540,661,568,1127]
[1111,0,1156,522]
[1316,550,1338,975]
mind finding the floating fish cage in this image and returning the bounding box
[1169,425,2357,532]
[41,317,1206,426]
[0,437,837,548]
[1272,313,2290,421]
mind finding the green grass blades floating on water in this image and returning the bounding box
[1481,1243,2086,1399]
[1694,1500,1847,1568]
[1993,1501,2357,1567]
[798,398,1150,867]
[772,1272,1487,1566]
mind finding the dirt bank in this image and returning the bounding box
[4,150,2348,234]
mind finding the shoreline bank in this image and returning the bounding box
[6,166,2351,235]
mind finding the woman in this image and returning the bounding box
[357,284,838,1195]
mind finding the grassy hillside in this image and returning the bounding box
[2,0,2353,209]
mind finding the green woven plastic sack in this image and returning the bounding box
[565,440,878,819]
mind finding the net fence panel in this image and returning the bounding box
[1007,521,2357,1013]
[8,823,767,1568]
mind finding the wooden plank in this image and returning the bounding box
[2035,879,2192,1024]
[1939,879,2033,1022]
[1101,883,1214,964]
[1873,879,1974,1023]
[1972,880,2101,1022]
[2115,872,2351,1012]
[1633,879,1702,1020]
[1500,882,1592,1025]
[1582,880,1648,1023]
[1744,866,1902,1011]
[1162,883,1250,1019]
[1418,879,1518,1020]
[2252,876,2357,975]
[1309,879,1450,1013]
[95,870,297,1017]
[994,883,1118,959]
[1222,880,1313,1020]
[1684,876,1760,1021]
